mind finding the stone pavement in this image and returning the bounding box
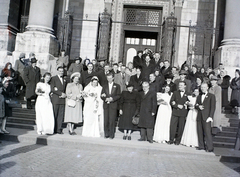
[0,139,239,177]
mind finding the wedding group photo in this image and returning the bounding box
[0,0,240,176]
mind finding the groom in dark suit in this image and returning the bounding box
[101,73,121,139]
[169,81,189,145]
[195,83,216,152]
[50,66,67,134]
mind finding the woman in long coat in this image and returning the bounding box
[64,72,83,135]
[230,69,240,114]
[209,76,222,133]
[217,70,231,112]
[118,84,140,140]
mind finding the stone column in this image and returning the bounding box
[0,0,21,67]
[13,0,59,72]
[215,0,240,77]
[222,0,240,45]
[173,0,184,67]
[26,0,55,34]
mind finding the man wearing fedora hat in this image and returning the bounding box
[174,70,192,93]
[23,58,41,109]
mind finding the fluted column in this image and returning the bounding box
[215,0,240,77]
[222,0,240,45]
[26,0,55,34]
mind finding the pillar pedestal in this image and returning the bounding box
[12,0,59,72]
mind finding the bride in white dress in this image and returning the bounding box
[82,76,103,137]
[35,73,55,135]
[153,85,172,143]
[180,88,199,147]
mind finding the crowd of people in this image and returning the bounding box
[0,48,240,153]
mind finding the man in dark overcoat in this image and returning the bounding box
[138,81,157,143]
[50,66,67,134]
[195,83,216,152]
[23,58,41,109]
[101,73,121,139]
[168,81,189,145]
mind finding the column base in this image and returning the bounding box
[13,31,59,72]
[215,43,240,78]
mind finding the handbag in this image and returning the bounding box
[67,99,76,108]
[132,115,140,125]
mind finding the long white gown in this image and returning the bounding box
[153,93,172,143]
[180,96,198,147]
[35,82,54,135]
[82,83,103,137]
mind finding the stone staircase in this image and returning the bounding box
[2,103,240,149]
[213,113,239,149]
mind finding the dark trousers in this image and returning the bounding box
[53,104,65,133]
[26,95,37,108]
[170,115,186,143]
[104,105,117,138]
[140,128,153,141]
[197,118,213,150]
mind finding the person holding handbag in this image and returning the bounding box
[64,72,83,135]
[118,84,140,140]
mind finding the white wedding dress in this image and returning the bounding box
[82,84,103,137]
[180,96,198,147]
[153,93,172,143]
[35,82,55,135]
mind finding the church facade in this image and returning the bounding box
[0,0,239,76]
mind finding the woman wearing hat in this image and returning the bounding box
[35,72,54,135]
[209,75,222,133]
[82,76,103,137]
[230,69,240,114]
[67,57,83,76]
[64,72,83,135]
[118,83,140,140]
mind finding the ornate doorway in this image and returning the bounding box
[124,31,157,65]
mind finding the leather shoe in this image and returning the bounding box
[138,138,145,141]
[57,132,64,134]
[128,136,131,140]
[206,149,214,152]
[174,142,180,145]
[196,147,205,150]
[167,141,174,145]
[123,135,127,140]
[148,140,153,143]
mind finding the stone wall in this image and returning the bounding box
[69,0,85,59]
[78,0,104,60]
[176,0,216,68]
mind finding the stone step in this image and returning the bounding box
[217,131,237,137]
[6,122,35,130]
[12,112,36,119]
[213,136,236,144]
[222,127,238,132]
[7,117,36,125]
[12,107,36,114]
[213,142,235,149]
[229,123,239,127]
